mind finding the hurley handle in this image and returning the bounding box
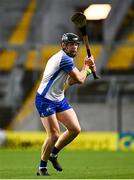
[83,36,100,80]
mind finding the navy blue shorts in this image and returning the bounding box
[35,93,72,117]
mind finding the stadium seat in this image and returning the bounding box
[0,50,17,71]
[107,46,134,70]
[8,0,36,45]
[24,49,39,70]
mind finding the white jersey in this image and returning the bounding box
[37,50,75,101]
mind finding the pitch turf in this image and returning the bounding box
[0,149,134,179]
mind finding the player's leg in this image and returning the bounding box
[55,108,81,150]
[49,108,81,171]
[41,115,60,161]
[37,114,60,176]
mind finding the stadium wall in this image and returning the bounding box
[10,102,134,132]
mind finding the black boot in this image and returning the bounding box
[49,155,63,171]
[37,168,49,176]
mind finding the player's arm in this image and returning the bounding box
[68,55,96,85]
[68,67,88,85]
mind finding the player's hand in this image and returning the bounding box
[84,55,96,72]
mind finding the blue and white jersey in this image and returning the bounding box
[37,50,75,101]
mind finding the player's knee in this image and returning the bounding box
[75,126,81,135]
[71,126,81,136]
[51,132,60,143]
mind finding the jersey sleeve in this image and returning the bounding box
[60,55,75,73]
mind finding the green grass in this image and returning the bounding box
[0,149,134,179]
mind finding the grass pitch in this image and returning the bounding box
[0,149,134,179]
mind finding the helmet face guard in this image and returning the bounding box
[61,33,80,44]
